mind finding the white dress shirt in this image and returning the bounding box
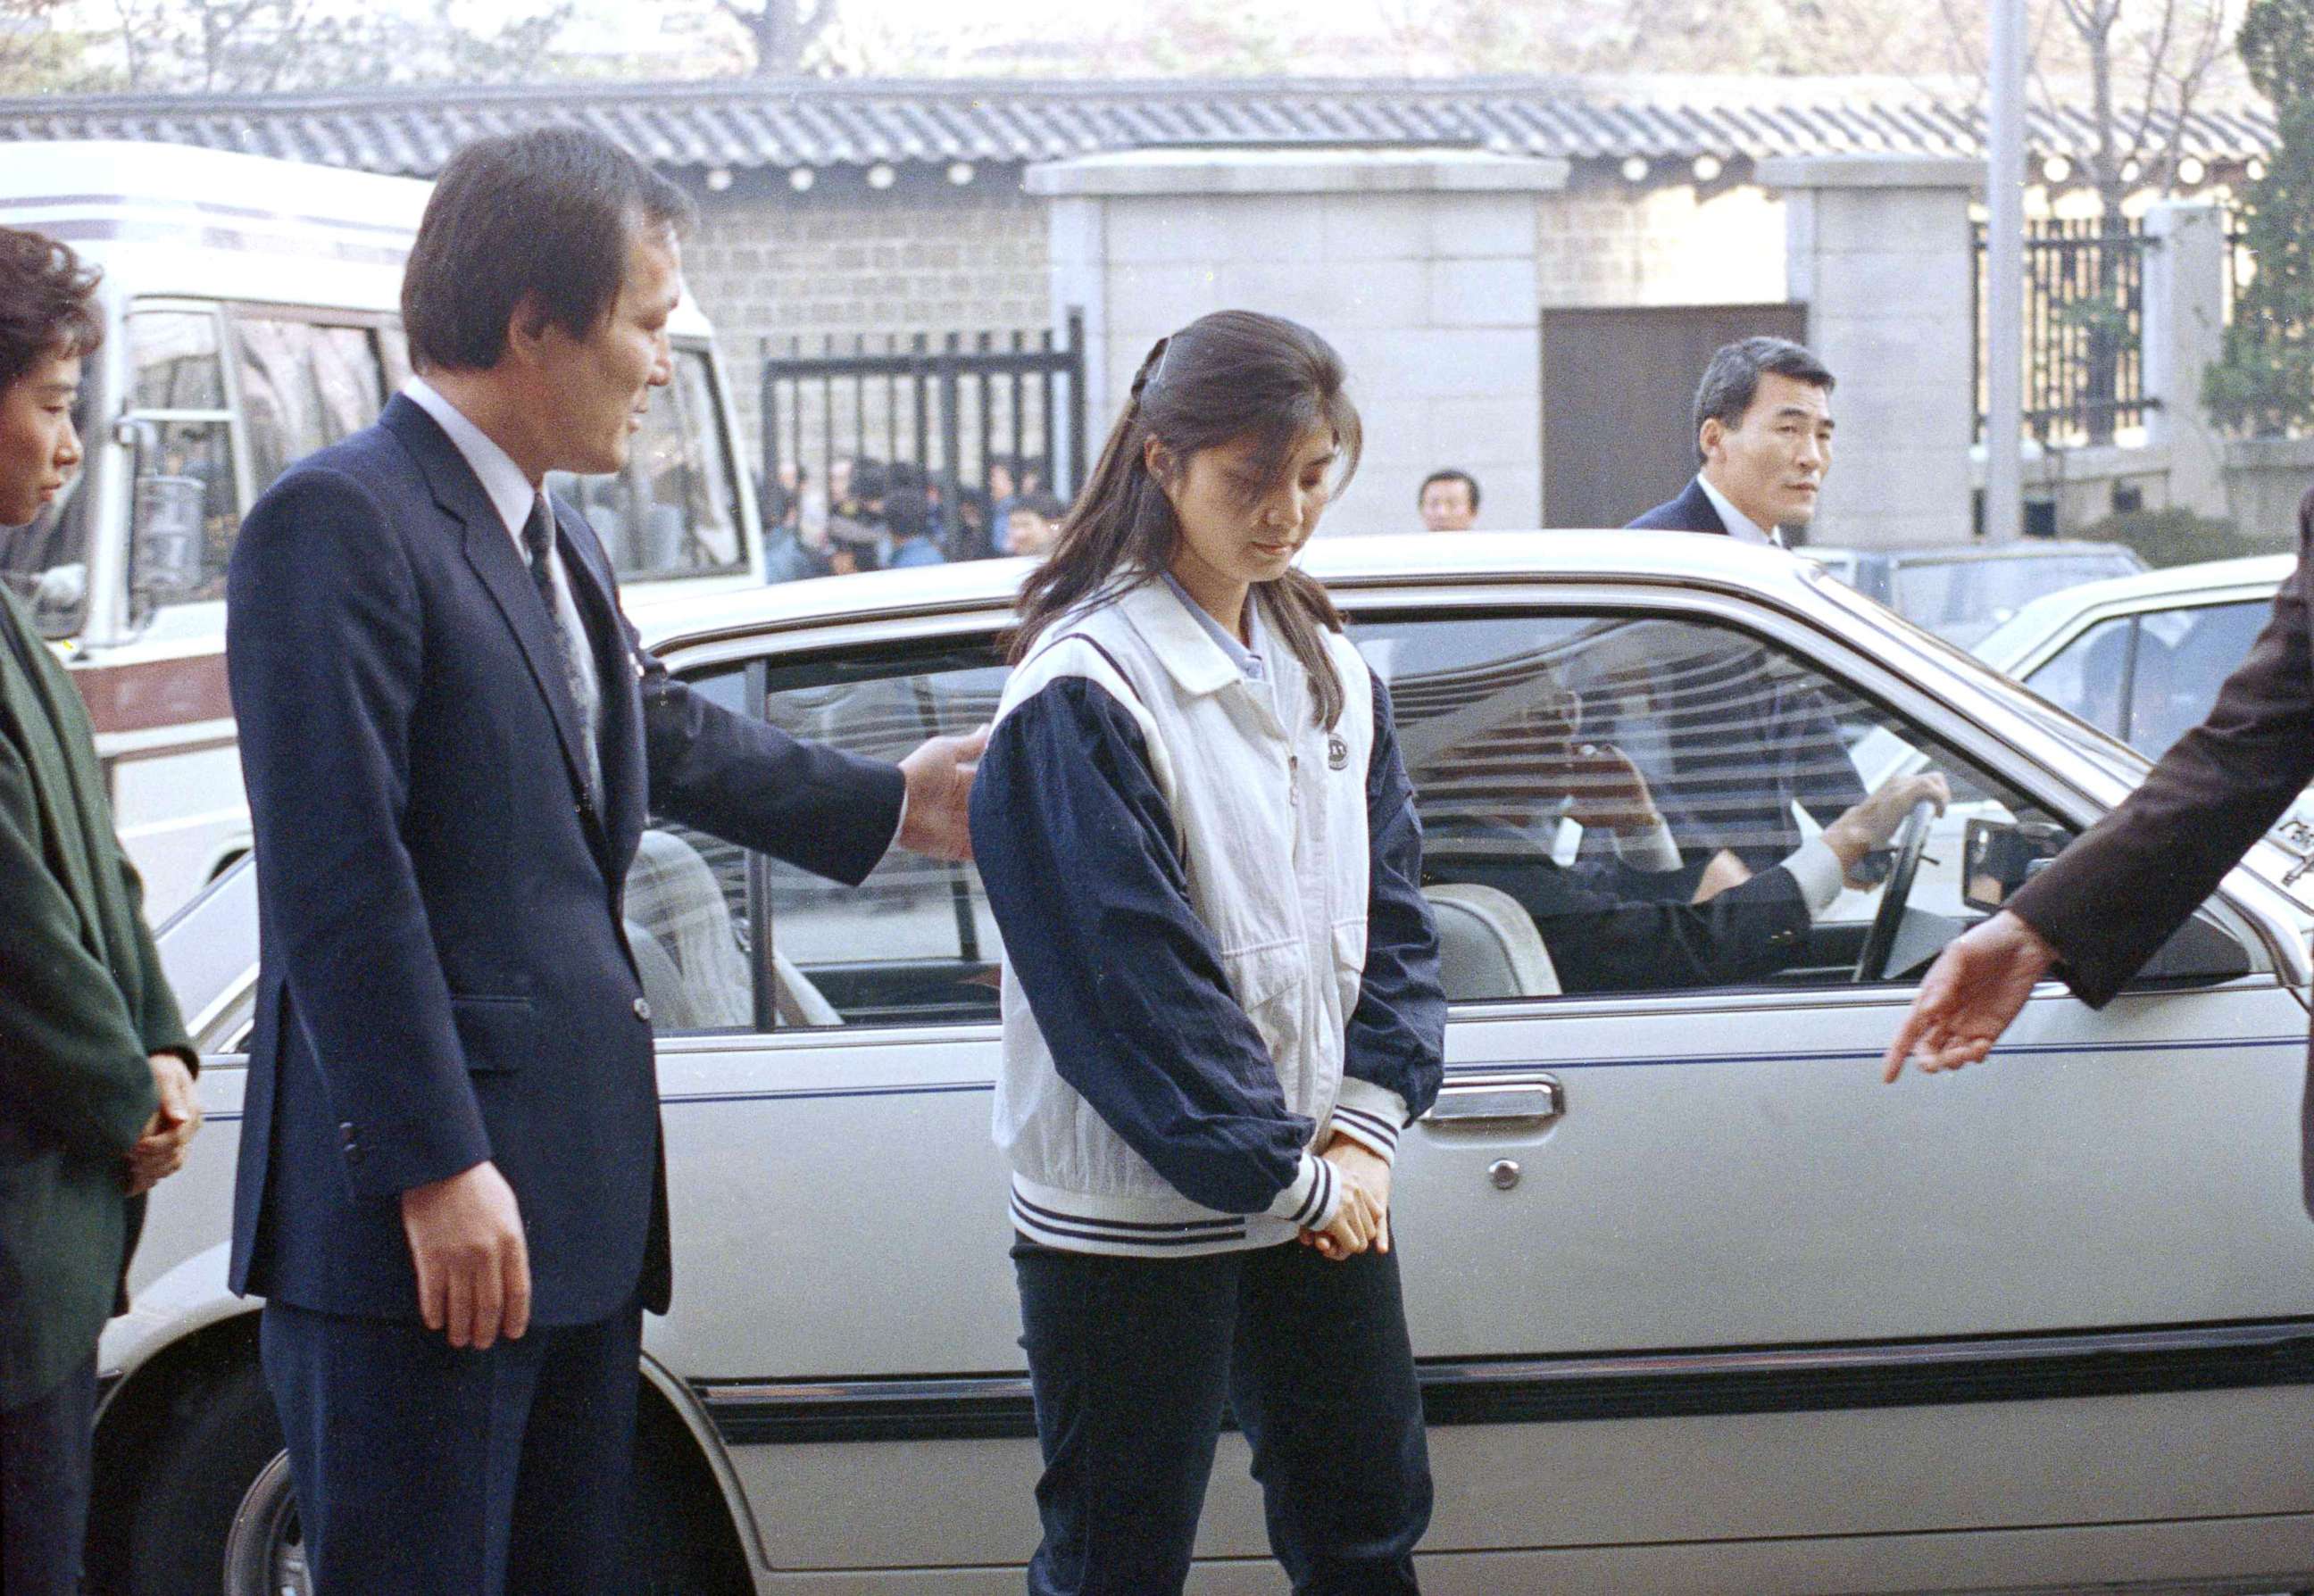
[1694,473,1782,549]
[403,378,603,792]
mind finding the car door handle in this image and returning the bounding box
[1420,1074,1564,1127]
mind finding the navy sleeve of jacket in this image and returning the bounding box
[1328,677,1445,1164]
[628,628,905,888]
[970,677,1317,1216]
[1426,830,1810,995]
[228,467,488,1198]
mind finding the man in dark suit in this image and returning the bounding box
[225,129,981,1593]
[1885,484,2314,1082]
[1627,336,1866,862]
[1419,659,1945,995]
[0,229,202,1596]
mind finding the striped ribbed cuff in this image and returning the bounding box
[1328,1076,1411,1168]
[1267,1150,1342,1233]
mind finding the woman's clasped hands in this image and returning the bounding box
[1300,1131,1393,1261]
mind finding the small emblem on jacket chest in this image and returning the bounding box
[1327,736,1349,770]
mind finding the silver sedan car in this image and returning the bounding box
[94,534,2314,1594]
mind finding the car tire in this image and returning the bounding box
[629,1392,754,1596]
[108,1354,745,1596]
[112,1354,304,1596]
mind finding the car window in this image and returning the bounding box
[234,315,388,493]
[1895,554,2143,648]
[2021,615,2135,739]
[643,645,1007,1032]
[2130,598,2269,759]
[646,606,2257,1031]
[628,667,757,1035]
[1362,610,2082,997]
[123,306,238,616]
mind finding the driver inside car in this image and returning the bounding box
[1421,663,1950,994]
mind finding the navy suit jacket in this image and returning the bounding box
[225,395,904,1324]
[1621,476,1866,853]
[1625,477,1728,535]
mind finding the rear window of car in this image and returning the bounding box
[1894,552,2145,647]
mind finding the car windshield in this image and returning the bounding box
[1892,552,2145,648]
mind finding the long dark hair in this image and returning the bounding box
[1010,310,1362,727]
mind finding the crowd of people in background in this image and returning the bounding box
[757,451,1070,582]
[756,453,1487,585]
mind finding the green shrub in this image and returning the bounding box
[2204,0,2314,438]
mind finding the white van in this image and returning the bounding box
[0,141,765,915]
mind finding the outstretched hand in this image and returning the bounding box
[1882,910,2058,1083]
[896,725,988,862]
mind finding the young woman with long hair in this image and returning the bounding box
[969,310,1446,1594]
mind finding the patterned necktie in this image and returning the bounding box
[520,496,601,804]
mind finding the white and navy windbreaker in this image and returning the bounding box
[970,575,1446,1257]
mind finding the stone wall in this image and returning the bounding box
[1536,183,1785,309]
[678,175,1051,475]
[1036,147,1566,536]
[681,169,1791,488]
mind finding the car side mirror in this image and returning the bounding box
[1961,818,2068,911]
[116,416,209,608]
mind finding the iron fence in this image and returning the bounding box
[760,311,1086,515]
[1974,218,2153,447]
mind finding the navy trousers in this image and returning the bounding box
[261,1300,641,1596]
[1013,1235,1431,1596]
[0,1355,96,1596]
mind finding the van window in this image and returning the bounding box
[549,346,746,586]
[124,308,238,614]
[235,318,387,493]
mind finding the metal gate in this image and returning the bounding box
[1541,303,1809,530]
[760,311,1086,505]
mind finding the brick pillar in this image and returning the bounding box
[1758,156,1981,549]
[1028,147,1570,535]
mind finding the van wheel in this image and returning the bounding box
[113,1355,301,1595]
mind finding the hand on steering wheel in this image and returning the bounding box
[1853,796,1940,983]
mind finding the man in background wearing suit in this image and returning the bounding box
[0,229,202,1596]
[1622,336,1865,871]
[1627,335,1836,546]
[226,129,982,1593]
[1885,485,2314,1085]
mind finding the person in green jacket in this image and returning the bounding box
[0,227,202,1596]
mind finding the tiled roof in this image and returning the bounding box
[0,75,2272,177]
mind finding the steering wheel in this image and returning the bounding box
[1853,798,1939,984]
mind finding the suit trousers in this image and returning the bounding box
[1013,1234,1432,1596]
[261,1298,641,1596]
[0,1355,95,1596]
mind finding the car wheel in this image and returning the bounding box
[113,1355,301,1596]
[220,1452,309,1596]
[629,1394,753,1596]
[112,1354,742,1596]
